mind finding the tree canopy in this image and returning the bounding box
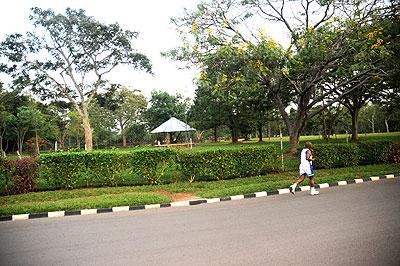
[167,0,399,152]
[0,7,152,151]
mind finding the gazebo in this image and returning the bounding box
[150,117,196,146]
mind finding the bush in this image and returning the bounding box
[389,143,400,163]
[312,143,360,169]
[1,140,397,195]
[2,156,38,195]
[358,141,393,165]
[0,157,7,194]
[312,141,395,169]
[177,146,279,182]
[38,149,178,189]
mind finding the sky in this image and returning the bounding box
[0,0,201,99]
[0,1,291,101]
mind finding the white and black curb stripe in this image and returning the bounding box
[0,174,397,222]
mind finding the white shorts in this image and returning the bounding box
[299,163,314,177]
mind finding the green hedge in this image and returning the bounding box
[38,149,177,189]
[0,140,398,194]
[312,141,397,169]
[0,157,7,194]
[177,146,279,182]
[36,146,279,190]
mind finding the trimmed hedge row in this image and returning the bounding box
[0,141,398,195]
[37,149,177,190]
[177,146,279,181]
[312,141,398,169]
[35,146,279,190]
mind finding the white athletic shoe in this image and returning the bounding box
[310,187,319,196]
[290,184,297,195]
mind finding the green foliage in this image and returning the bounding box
[358,141,394,165]
[145,90,189,131]
[312,141,395,169]
[2,156,38,195]
[0,139,398,195]
[0,157,6,192]
[36,146,280,190]
[38,149,177,189]
[312,143,360,169]
[177,146,279,181]
[389,143,400,163]
[3,162,399,216]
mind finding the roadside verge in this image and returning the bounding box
[1,174,397,222]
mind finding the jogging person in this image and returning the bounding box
[290,142,319,196]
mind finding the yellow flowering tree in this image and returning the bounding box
[168,0,397,152]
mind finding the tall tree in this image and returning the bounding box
[168,0,392,153]
[96,86,147,147]
[188,83,226,142]
[0,88,32,154]
[145,90,189,131]
[0,7,152,151]
[0,111,14,156]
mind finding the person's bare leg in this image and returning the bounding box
[291,174,305,195]
[296,174,306,186]
[310,176,315,187]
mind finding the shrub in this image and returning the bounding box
[177,146,279,182]
[0,157,7,194]
[357,141,393,165]
[38,149,178,189]
[312,143,360,169]
[312,141,395,169]
[2,156,38,195]
[389,143,400,163]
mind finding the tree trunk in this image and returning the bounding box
[351,108,360,142]
[229,115,239,143]
[35,129,40,155]
[59,132,65,148]
[120,120,127,147]
[288,129,301,154]
[258,122,263,142]
[18,135,24,155]
[274,87,312,155]
[231,127,238,143]
[288,108,308,154]
[384,118,389,133]
[0,133,3,156]
[213,126,217,142]
[82,115,93,151]
[267,122,271,140]
[122,130,127,147]
[370,111,375,133]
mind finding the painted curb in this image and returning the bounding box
[1,174,397,222]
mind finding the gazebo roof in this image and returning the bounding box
[150,117,196,133]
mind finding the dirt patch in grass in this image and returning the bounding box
[156,190,200,202]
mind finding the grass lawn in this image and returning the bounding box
[1,163,399,216]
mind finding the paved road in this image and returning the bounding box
[1,178,399,266]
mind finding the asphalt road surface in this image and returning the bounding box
[1,178,399,266]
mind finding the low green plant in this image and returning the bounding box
[358,141,394,165]
[177,146,279,182]
[38,149,178,189]
[312,141,395,169]
[312,143,360,169]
